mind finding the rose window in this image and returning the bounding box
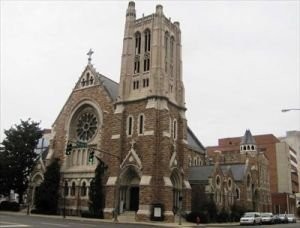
[76,112,98,141]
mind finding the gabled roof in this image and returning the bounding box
[188,165,215,181]
[240,129,256,145]
[221,164,246,181]
[187,127,205,153]
[96,73,119,101]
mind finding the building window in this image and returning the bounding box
[134,56,140,74]
[81,182,87,196]
[144,53,150,72]
[135,32,141,54]
[165,32,169,73]
[188,156,192,167]
[216,175,221,186]
[64,181,69,196]
[127,116,133,136]
[247,174,251,188]
[173,119,177,140]
[144,29,151,52]
[143,78,149,87]
[71,182,76,196]
[133,80,139,90]
[236,188,240,200]
[228,178,232,189]
[170,36,174,62]
[138,114,144,135]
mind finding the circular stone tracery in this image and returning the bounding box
[76,112,98,141]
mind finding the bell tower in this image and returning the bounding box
[118,2,185,108]
[104,2,191,222]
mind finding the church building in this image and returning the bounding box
[38,2,205,222]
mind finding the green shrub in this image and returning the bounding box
[217,209,230,223]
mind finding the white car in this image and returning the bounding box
[240,212,262,225]
[261,212,274,224]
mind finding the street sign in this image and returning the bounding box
[76,141,87,148]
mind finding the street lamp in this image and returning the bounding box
[281,108,300,112]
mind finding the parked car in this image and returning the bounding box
[261,212,274,224]
[278,214,288,223]
[240,212,262,225]
[287,214,296,223]
[273,214,281,224]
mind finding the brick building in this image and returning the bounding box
[207,130,297,214]
[31,2,205,222]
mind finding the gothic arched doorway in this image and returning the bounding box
[170,169,181,214]
[119,166,141,212]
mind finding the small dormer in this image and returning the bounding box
[240,129,257,156]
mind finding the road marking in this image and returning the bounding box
[68,223,96,227]
[0,225,29,227]
[41,222,69,227]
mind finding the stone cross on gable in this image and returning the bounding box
[130,139,136,149]
[87,48,94,64]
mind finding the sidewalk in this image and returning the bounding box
[0,211,240,227]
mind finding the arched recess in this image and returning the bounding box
[170,168,182,214]
[119,165,141,212]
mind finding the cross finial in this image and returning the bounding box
[87,48,94,65]
[130,139,136,149]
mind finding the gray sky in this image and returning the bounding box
[1,0,299,146]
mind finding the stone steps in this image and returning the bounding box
[118,211,136,222]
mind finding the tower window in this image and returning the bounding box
[165,32,169,73]
[134,56,140,74]
[144,53,150,72]
[143,78,149,87]
[138,114,144,134]
[144,29,151,52]
[135,32,141,54]
[170,36,174,62]
[133,80,139,90]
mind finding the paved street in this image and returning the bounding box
[0,213,157,228]
[0,212,299,228]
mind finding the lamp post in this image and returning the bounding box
[281,108,300,112]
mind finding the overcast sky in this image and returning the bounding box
[1,0,299,146]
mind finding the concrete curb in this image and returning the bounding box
[0,211,203,227]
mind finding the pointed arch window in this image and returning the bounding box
[165,32,169,73]
[173,119,177,140]
[64,181,69,196]
[81,182,87,196]
[71,182,76,196]
[135,32,141,54]
[144,29,151,52]
[138,114,144,135]
[127,116,133,136]
[170,36,174,62]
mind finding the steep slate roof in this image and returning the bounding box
[188,166,215,182]
[96,73,119,101]
[221,164,246,181]
[187,127,205,153]
[240,129,256,145]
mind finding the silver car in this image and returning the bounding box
[261,212,274,224]
[240,212,262,225]
[287,214,296,223]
